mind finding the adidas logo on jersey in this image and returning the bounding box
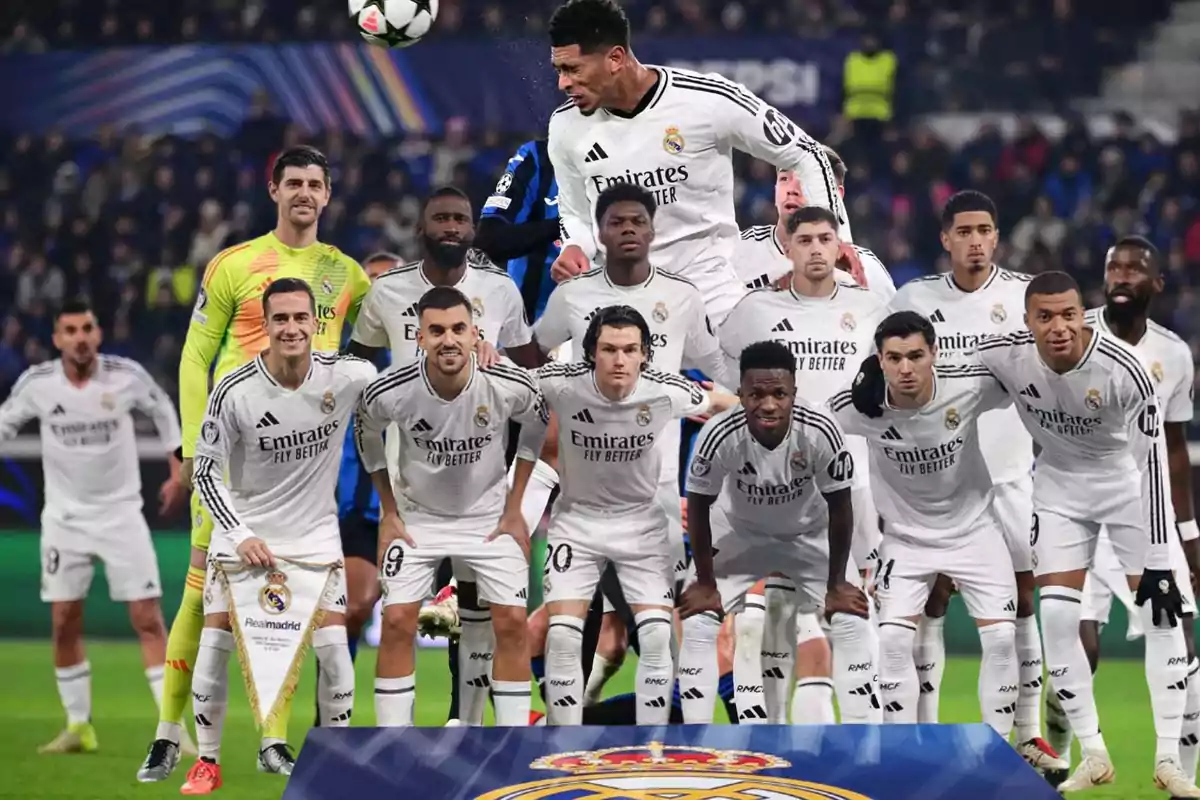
[50,404,65,416]
[571,408,595,424]
[737,462,757,476]
[771,318,795,333]
[583,143,609,163]
[929,309,947,323]
[1019,384,1041,399]
[411,418,433,433]
[881,426,903,441]
[256,411,280,429]
[401,303,418,317]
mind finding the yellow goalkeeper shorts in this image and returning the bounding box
[189,489,214,552]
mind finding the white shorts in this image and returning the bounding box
[40,509,161,603]
[602,477,685,615]
[379,513,528,608]
[875,509,1017,621]
[851,483,881,575]
[1083,526,1195,630]
[683,505,829,615]
[993,474,1034,573]
[202,560,347,616]
[1029,510,1147,578]
[543,506,674,607]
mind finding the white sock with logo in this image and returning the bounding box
[458,606,494,726]
[977,621,1019,737]
[915,614,946,723]
[733,601,768,723]
[633,609,674,725]
[878,620,919,723]
[829,612,882,723]
[191,629,233,763]
[314,626,354,727]
[544,616,584,725]
[678,611,721,723]
[762,581,797,723]
[1014,614,1046,742]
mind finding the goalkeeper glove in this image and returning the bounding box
[1135,568,1184,628]
[850,354,886,418]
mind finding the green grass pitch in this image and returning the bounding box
[0,641,1170,799]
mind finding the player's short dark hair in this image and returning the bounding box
[784,205,840,236]
[271,145,330,187]
[823,146,846,186]
[582,304,652,368]
[940,190,997,230]
[421,185,472,219]
[595,182,656,225]
[262,277,316,315]
[874,311,936,351]
[1024,270,1081,307]
[55,297,95,321]
[418,286,473,320]
[363,251,402,266]
[1112,235,1160,270]
[739,340,796,377]
[549,0,631,52]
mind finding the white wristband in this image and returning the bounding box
[1179,519,1199,542]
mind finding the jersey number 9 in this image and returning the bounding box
[382,541,405,577]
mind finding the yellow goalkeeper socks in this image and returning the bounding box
[159,568,206,728]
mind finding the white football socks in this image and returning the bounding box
[762,581,797,723]
[491,680,532,726]
[878,619,919,723]
[1139,602,1188,762]
[1040,588,1107,758]
[544,616,584,725]
[915,614,946,722]
[977,621,1019,737]
[313,626,355,727]
[733,601,768,723]
[457,606,494,726]
[829,612,882,723]
[678,611,721,723]
[633,609,674,724]
[374,674,415,726]
[1014,614,1046,741]
[1182,658,1200,781]
[191,629,233,762]
[54,661,91,726]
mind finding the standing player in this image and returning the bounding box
[514,305,735,724]
[346,186,537,727]
[545,0,848,324]
[356,287,547,727]
[735,148,895,300]
[885,191,1058,765]
[678,341,876,726]
[1048,237,1200,785]
[180,278,377,795]
[718,206,885,723]
[832,312,1020,739]
[0,299,187,755]
[960,271,1192,794]
[139,145,371,781]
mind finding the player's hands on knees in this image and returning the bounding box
[850,354,886,418]
[486,509,531,562]
[1135,568,1184,627]
[475,340,501,368]
[550,245,589,283]
[378,511,416,564]
[236,537,275,569]
[678,581,723,619]
[824,581,870,620]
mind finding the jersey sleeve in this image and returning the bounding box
[180,249,240,458]
[191,380,251,545]
[350,281,391,349]
[344,256,372,326]
[809,410,855,494]
[682,287,733,388]
[667,377,710,420]
[532,280,573,352]
[685,414,732,496]
[717,294,755,377]
[546,110,599,260]
[857,247,896,302]
[827,391,866,437]
[492,362,551,433]
[481,142,539,222]
[125,359,183,453]
[0,368,41,440]
[496,277,534,349]
[1120,361,1172,570]
[1165,349,1195,424]
[705,74,850,240]
[354,376,391,475]
[514,364,563,462]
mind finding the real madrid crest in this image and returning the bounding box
[321,390,336,414]
[475,405,491,427]
[636,404,652,427]
[100,392,115,410]
[471,297,485,318]
[990,303,1007,324]
[690,455,711,477]
[259,570,291,615]
[1151,361,1164,384]
[662,126,685,154]
[201,419,220,445]
[321,276,334,295]
[790,449,808,472]
[1085,388,1103,411]
[840,312,856,332]
[652,302,669,323]
[944,407,961,430]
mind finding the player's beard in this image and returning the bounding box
[423,235,470,269]
[1104,289,1151,326]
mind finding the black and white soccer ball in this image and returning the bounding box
[350,0,438,48]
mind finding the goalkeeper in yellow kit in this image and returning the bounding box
[136,145,371,783]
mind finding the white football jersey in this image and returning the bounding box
[192,352,378,560]
[888,266,1034,484]
[735,224,896,302]
[522,363,709,515]
[355,357,547,522]
[0,356,181,518]
[350,257,532,365]
[830,365,1009,545]
[974,329,1171,568]
[686,403,855,540]
[547,66,849,309]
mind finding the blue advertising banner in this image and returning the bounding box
[0,38,853,140]
[285,724,1062,800]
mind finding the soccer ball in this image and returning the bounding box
[350,0,438,48]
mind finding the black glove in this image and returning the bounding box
[850,354,886,418]
[1135,568,1184,628]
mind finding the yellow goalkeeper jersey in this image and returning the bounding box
[179,232,371,457]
